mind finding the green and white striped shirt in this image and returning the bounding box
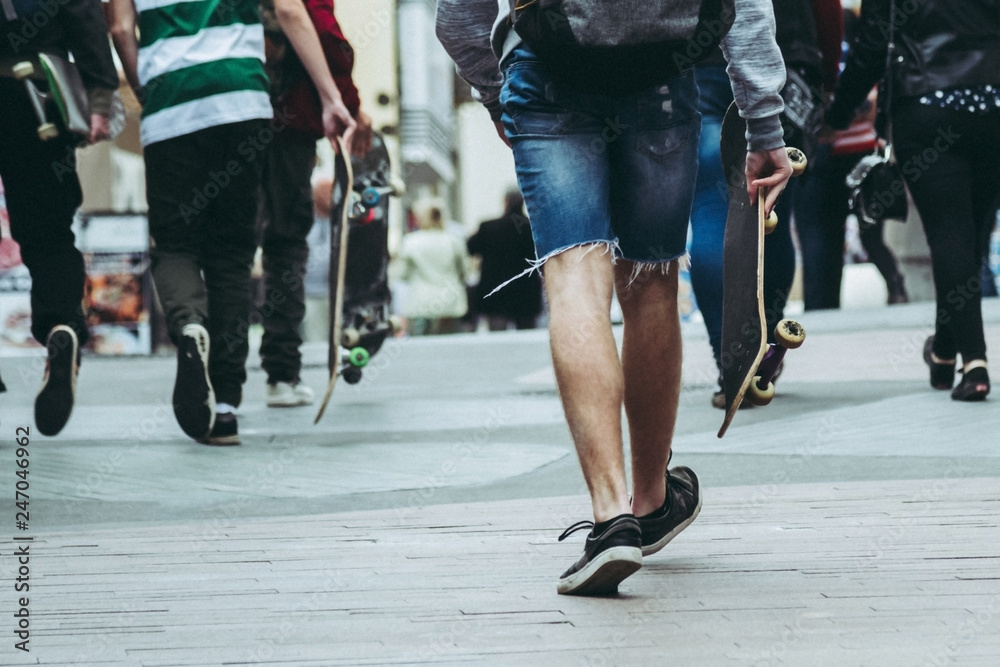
[136,0,273,146]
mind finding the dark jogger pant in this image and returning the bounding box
[893,102,1000,363]
[144,120,266,406]
[0,78,89,348]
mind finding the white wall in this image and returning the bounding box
[455,102,519,235]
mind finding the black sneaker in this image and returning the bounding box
[556,514,642,596]
[923,335,956,390]
[637,466,702,557]
[35,325,78,436]
[174,323,215,439]
[712,375,760,410]
[197,411,239,445]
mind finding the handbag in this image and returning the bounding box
[845,144,908,227]
[845,0,908,227]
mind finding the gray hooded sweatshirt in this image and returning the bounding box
[435,0,786,151]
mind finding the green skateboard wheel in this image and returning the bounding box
[348,347,370,367]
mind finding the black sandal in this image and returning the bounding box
[951,367,990,402]
[923,336,956,390]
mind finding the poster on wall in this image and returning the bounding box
[0,183,153,356]
[74,212,153,355]
[0,181,38,354]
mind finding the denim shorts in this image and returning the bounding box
[500,46,700,265]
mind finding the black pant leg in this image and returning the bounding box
[258,130,317,384]
[0,79,88,346]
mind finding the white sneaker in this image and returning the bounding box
[266,381,315,407]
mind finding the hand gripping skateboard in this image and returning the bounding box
[315,132,404,423]
[12,54,91,141]
[717,103,807,438]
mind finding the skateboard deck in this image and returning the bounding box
[717,103,806,438]
[13,54,90,141]
[341,131,401,357]
[315,137,353,424]
[314,132,402,423]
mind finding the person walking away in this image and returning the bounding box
[257,0,369,408]
[109,0,274,443]
[398,199,469,336]
[467,188,542,331]
[798,4,908,310]
[825,0,1000,401]
[0,0,117,435]
[437,0,793,594]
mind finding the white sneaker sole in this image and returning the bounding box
[174,324,215,439]
[266,396,313,408]
[557,546,642,596]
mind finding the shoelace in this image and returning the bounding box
[558,520,595,542]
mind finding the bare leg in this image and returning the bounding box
[615,260,682,518]
[544,245,631,523]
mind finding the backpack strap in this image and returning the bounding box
[2,0,18,21]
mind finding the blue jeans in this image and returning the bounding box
[500,46,700,265]
[688,64,796,372]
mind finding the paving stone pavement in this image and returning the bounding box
[0,300,998,665]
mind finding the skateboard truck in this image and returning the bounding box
[13,61,59,141]
[358,180,406,211]
[744,319,806,406]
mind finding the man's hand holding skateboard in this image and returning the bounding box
[746,146,793,214]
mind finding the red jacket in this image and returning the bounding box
[280,0,361,138]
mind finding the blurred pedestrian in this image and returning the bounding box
[398,199,468,336]
[467,188,542,331]
[256,0,369,408]
[0,0,117,435]
[825,0,1000,401]
[110,0,273,443]
[798,6,908,310]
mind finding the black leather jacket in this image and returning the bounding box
[826,0,1000,129]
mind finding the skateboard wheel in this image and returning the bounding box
[787,147,807,176]
[388,315,404,334]
[747,377,775,406]
[764,209,778,235]
[390,179,407,197]
[774,319,806,349]
[38,123,59,141]
[341,327,361,348]
[342,365,363,384]
[361,187,381,207]
[347,347,370,367]
[13,61,35,79]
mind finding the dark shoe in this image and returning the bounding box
[174,323,215,439]
[34,325,78,436]
[556,514,642,596]
[711,375,758,410]
[951,367,990,402]
[923,335,956,390]
[637,466,702,557]
[197,411,240,445]
[887,274,909,304]
[710,387,726,409]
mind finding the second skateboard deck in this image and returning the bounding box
[717,103,806,438]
